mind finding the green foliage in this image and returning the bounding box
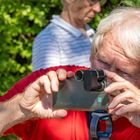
[0,135,19,140]
[0,0,139,140]
[0,0,61,95]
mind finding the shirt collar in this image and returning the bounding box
[51,15,94,38]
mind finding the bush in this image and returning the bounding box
[0,0,139,139]
[0,0,62,95]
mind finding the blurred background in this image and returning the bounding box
[0,0,140,139]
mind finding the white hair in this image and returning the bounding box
[92,7,140,61]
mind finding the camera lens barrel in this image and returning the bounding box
[96,69,106,81]
[74,69,107,91]
[74,70,85,81]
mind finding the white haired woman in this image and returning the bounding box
[90,7,140,139]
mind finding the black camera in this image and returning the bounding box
[75,69,107,91]
[53,69,109,111]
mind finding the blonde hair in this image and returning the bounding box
[91,7,140,61]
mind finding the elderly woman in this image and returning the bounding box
[90,6,140,139]
[32,0,101,70]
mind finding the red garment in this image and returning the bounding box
[1,65,140,140]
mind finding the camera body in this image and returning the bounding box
[53,69,109,111]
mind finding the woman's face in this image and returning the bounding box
[90,32,140,88]
[69,0,101,24]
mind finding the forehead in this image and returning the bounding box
[96,32,140,74]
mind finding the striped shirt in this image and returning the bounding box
[32,15,95,71]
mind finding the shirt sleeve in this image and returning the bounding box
[32,31,61,71]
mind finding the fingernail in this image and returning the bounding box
[108,103,114,109]
[54,85,58,92]
[108,109,113,114]
[47,88,52,94]
[56,110,67,117]
[52,81,58,92]
[115,110,121,115]
[105,86,110,91]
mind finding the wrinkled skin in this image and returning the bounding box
[61,0,101,29]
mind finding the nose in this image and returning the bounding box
[91,2,101,13]
[109,64,116,73]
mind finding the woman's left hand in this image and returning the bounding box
[104,71,140,128]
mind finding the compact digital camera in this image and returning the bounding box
[53,69,109,111]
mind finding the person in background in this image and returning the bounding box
[32,0,101,71]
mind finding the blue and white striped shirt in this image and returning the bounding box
[32,15,95,71]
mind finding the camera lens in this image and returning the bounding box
[74,70,84,81]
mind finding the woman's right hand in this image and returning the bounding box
[20,69,74,119]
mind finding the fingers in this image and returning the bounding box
[108,103,124,113]
[105,81,140,110]
[114,103,137,116]
[104,73,138,102]
[105,81,130,94]
[53,110,67,118]
[36,107,67,119]
[56,69,67,81]
[31,69,65,94]
[47,71,59,92]
[111,114,121,121]
[105,81,137,94]
[37,75,52,94]
[46,69,74,92]
[67,71,74,78]
[35,73,57,94]
[104,70,140,124]
[42,108,67,118]
[31,69,74,95]
[104,70,125,82]
[26,75,51,96]
[30,69,73,95]
[22,69,69,119]
[108,90,131,109]
[108,90,140,116]
[56,69,74,79]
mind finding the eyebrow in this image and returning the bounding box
[97,52,111,64]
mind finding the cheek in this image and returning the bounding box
[82,7,93,17]
[122,75,140,88]
[91,58,97,68]
[91,59,109,70]
[76,11,86,20]
[85,9,94,19]
[91,60,98,68]
[87,10,95,16]
[128,78,140,88]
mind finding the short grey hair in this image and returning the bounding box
[92,7,140,61]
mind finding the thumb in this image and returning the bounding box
[54,110,67,118]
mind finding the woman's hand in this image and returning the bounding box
[104,71,140,128]
[20,69,74,119]
[0,69,74,135]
